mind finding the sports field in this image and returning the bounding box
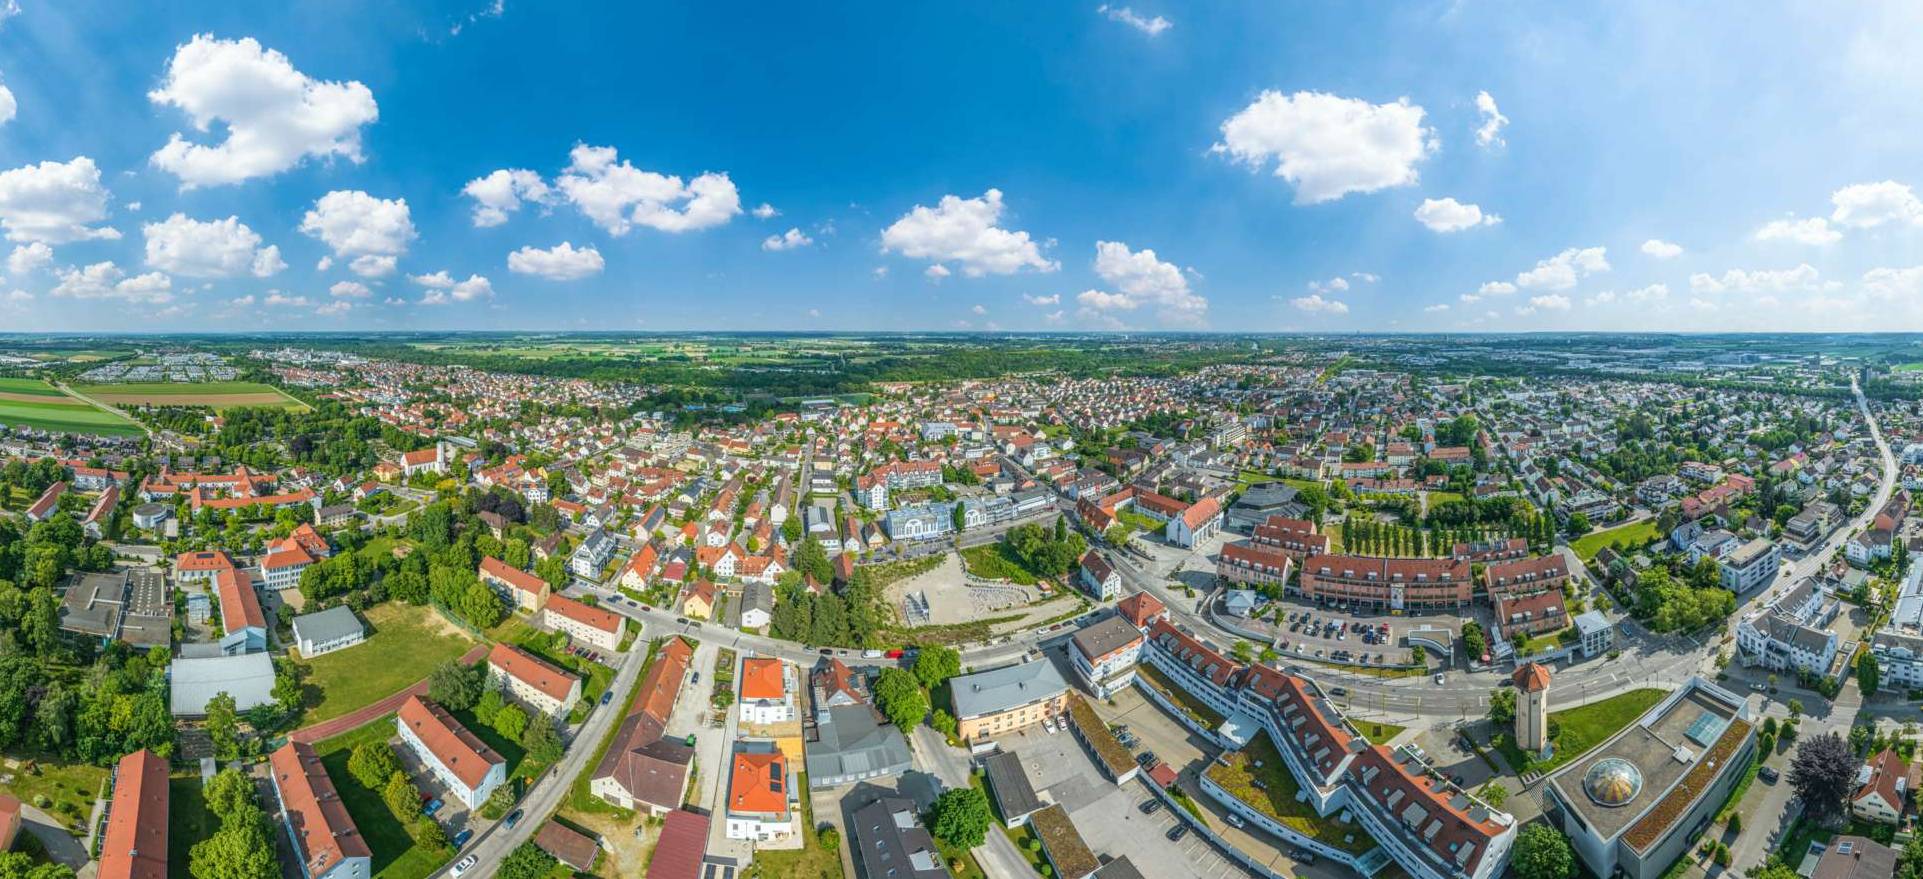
[0,378,144,436]
[72,381,308,410]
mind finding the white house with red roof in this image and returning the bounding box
[258,539,317,592]
[479,556,551,613]
[737,657,793,725]
[396,695,506,809]
[541,593,625,652]
[1852,749,1912,825]
[487,643,582,717]
[215,567,268,655]
[400,441,450,477]
[1166,496,1223,548]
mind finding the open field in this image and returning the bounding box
[168,775,212,878]
[0,380,142,436]
[0,754,108,834]
[297,602,478,725]
[72,380,308,410]
[959,542,1043,585]
[1494,687,1666,774]
[1572,519,1662,561]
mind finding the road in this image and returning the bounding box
[433,633,650,879]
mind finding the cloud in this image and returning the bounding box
[1213,90,1435,204]
[506,241,603,280]
[881,188,1056,277]
[1527,293,1572,311]
[1474,90,1508,149]
[0,84,13,127]
[460,169,551,227]
[761,227,812,251]
[148,34,378,188]
[299,190,414,277]
[1589,283,1670,307]
[142,213,284,278]
[924,264,951,280]
[1073,240,1207,324]
[1754,216,1840,246]
[411,271,493,304]
[263,292,311,307]
[1413,197,1500,232]
[1306,276,1348,294]
[1290,293,1349,314]
[0,157,120,244]
[1515,246,1608,291]
[1423,303,1449,313]
[971,304,987,315]
[1641,238,1683,259]
[1689,264,1830,295]
[1351,271,1380,283]
[6,242,50,276]
[751,203,778,219]
[1022,293,1060,306]
[555,144,740,234]
[51,262,173,302]
[1097,4,1171,36]
[329,280,370,298]
[1461,279,1516,303]
[1863,266,1923,300]
[315,300,351,316]
[1830,180,1923,229]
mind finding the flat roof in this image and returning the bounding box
[1071,616,1144,662]
[981,750,1044,822]
[170,652,276,716]
[60,570,126,637]
[1547,680,1747,846]
[951,659,1068,719]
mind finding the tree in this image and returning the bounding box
[1510,823,1575,879]
[0,852,75,879]
[522,712,562,764]
[348,741,402,789]
[1488,688,1517,726]
[1789,732,1858,823]
[497,842,558,879]
[474,688,505,727]
[382,772,418,821]
[1461,621,1487,660]
[203,769,258,822]
[928,787,992,849]
[1480,780,1508,808]
[493,704,528,741]
[818,825,841,851]
[204,691,239,761]
[1230,640,1253,663]
[428,660,484,710]
[189,818,277,879]
[930,709,958,738]
[1859,651,1881,697]
[874,668,929,733]
[912,645,961,691]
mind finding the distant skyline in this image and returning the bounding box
[6,2,1923,333]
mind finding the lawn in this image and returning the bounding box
[1494,688,1667,774]
[1115,508,1165,535]
[1204,732,1377,854]
[168,774,213,878]
[0,756,109,834]
[72,380,309,411]
[1235,469,1281,489]
[959,543,1043,586]
[1356,721,1406,745]
[1572,519,1662,561]
[316,721,454,879]
[0,377,68,396]
[297,602,478,725]
[0,394,143,437]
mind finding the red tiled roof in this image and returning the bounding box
[1116,592,1165,628]
[261,542,316,572]
[739,658,784,701]
[646,810,709,879]
[545,593,623,635]
[1513,662,1552,692]
[1351,745,1504,875]
[97,749,167,879]
[215,566,265,632]
[729,750,788,815]
[1179,497,1222,529]
[534,821,599,871]
[488,643,579,704]
[175,550,237,573]
[270,742,371,877]
[1147,619,1237,687]
[479,556,547,596]
[398,695,503,791]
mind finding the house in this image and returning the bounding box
[591,637,695,814]
[479,556,551,612]
[1719,538,1781,593]
[620,543,660,591]
[1077,550,1121,601]
[395,695,507,810]
[645,810,710,879]
[1069,615,1144,698]
[738,657,793,724]
[1115,592,1166,629]
[1809,836,1897,879]
[739,582,775,630]
[724,743,797,842]
[268,742,372,879]
[542,594,625,652]
[96,749,168,879]
[214,566,268,655]
[535,821,601,874]
[0,793,17,851]
[679,579,717,620]
[487,643,582,717]
[83,483,118,538]
[1850,750,1910,825]
[400,441,449,477]
[571,528,616,579]
[291,606,365,657]
[24,481,64,522]
[951,659,1070,742]
[1165,497,1222,548]
[851,796,948,879]
[1492,589,1567,642]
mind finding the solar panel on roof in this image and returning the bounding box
[1684,711,1726,747]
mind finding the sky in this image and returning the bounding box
[7,1,1923,333]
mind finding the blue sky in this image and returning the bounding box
[6,1,1923,332]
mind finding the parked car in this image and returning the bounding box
[1136,751,1158,766]
[1434,674,1445,685]
[1140,799,1162,814]
[1166,824,1189,842]
[452,829,473,848]
[1329,686,1347,697]
[504,809,524,829]
[1291,848,1318,866]
[423,798,444,815]
[451,855,479,876]
[1759,766,1780,783]
[600,691,613,705]
[1225,813,1246,829]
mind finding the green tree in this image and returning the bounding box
[1230,640,1253,663]
[348,741,402,789]
[912,645,961,691]
[818,825,841,851]
[522,712,562,764]
[1461,621,1488,659]
[381,772,418,820]
[928,787,992,849]
[873,668,929,734]
[498,842,558,879]
[493,704,528,741]
[931,709,958,738]
[204,691,239,761]
[428,660,484,710]
[1511,823,1575,879]
[189,818,277,879]
[1859,651,1881,697]
[1488,688,1517,726]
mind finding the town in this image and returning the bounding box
[0,334,1917,879]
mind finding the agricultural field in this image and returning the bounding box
[0,378,143,436]
[71,380,308,410]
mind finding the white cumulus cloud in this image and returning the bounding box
[751,203,778,219]
[299,190,414,277]
[555,144,740,235]
[1830,180,1923,229]
[1073,240,1206,324]
[761,228,812,251]
[1474,91,1508,148]
[1515,246,1608,291]
[1213,90,1435,204]
[148,34,378,188]
[1097,4,1171,36]
[1689,264,1830,295]
[1641,239,1683,259]
[1290,293,1348,314]
[411,271,493,304]
[507,241,603,280]
[329,280,370,298]
[1527,294,1572,311]
[142,213,284,278]
[0,83,14,127]
[0,157,120,244]
[6,242,51,276]
[461,169,552,227]
[881,188,1056,277]
[1414,197,1500,233]
[51,262,173,303]
[1022,293,1060,306]
[1754,216,1840,246]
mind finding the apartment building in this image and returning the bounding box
[395,695,506,809]
[1297,554,1474,611]
[1719,539,1781,594]
[951,660,1070,742]
[268,742,372,879]
[541,593,625,651]
[1068,616,1144,699]
[487,643,582,717]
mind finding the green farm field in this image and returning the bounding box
[0,379,143,436]
[72,381,308,410]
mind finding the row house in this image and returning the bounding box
[395,695,506,810]
[1297,554,1474,611]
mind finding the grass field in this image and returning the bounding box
[1204,732,1377,854]
[1495,687,1667,774]
[0,755,109,834]
[1357,721,1406,744]
[1572,519,1663,561]
[72,380,308,410]
[315,720,453,879]
[0,379,143,437]
[297,602,477,725]
[168,775,212,878]
[959,543,1044,585]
